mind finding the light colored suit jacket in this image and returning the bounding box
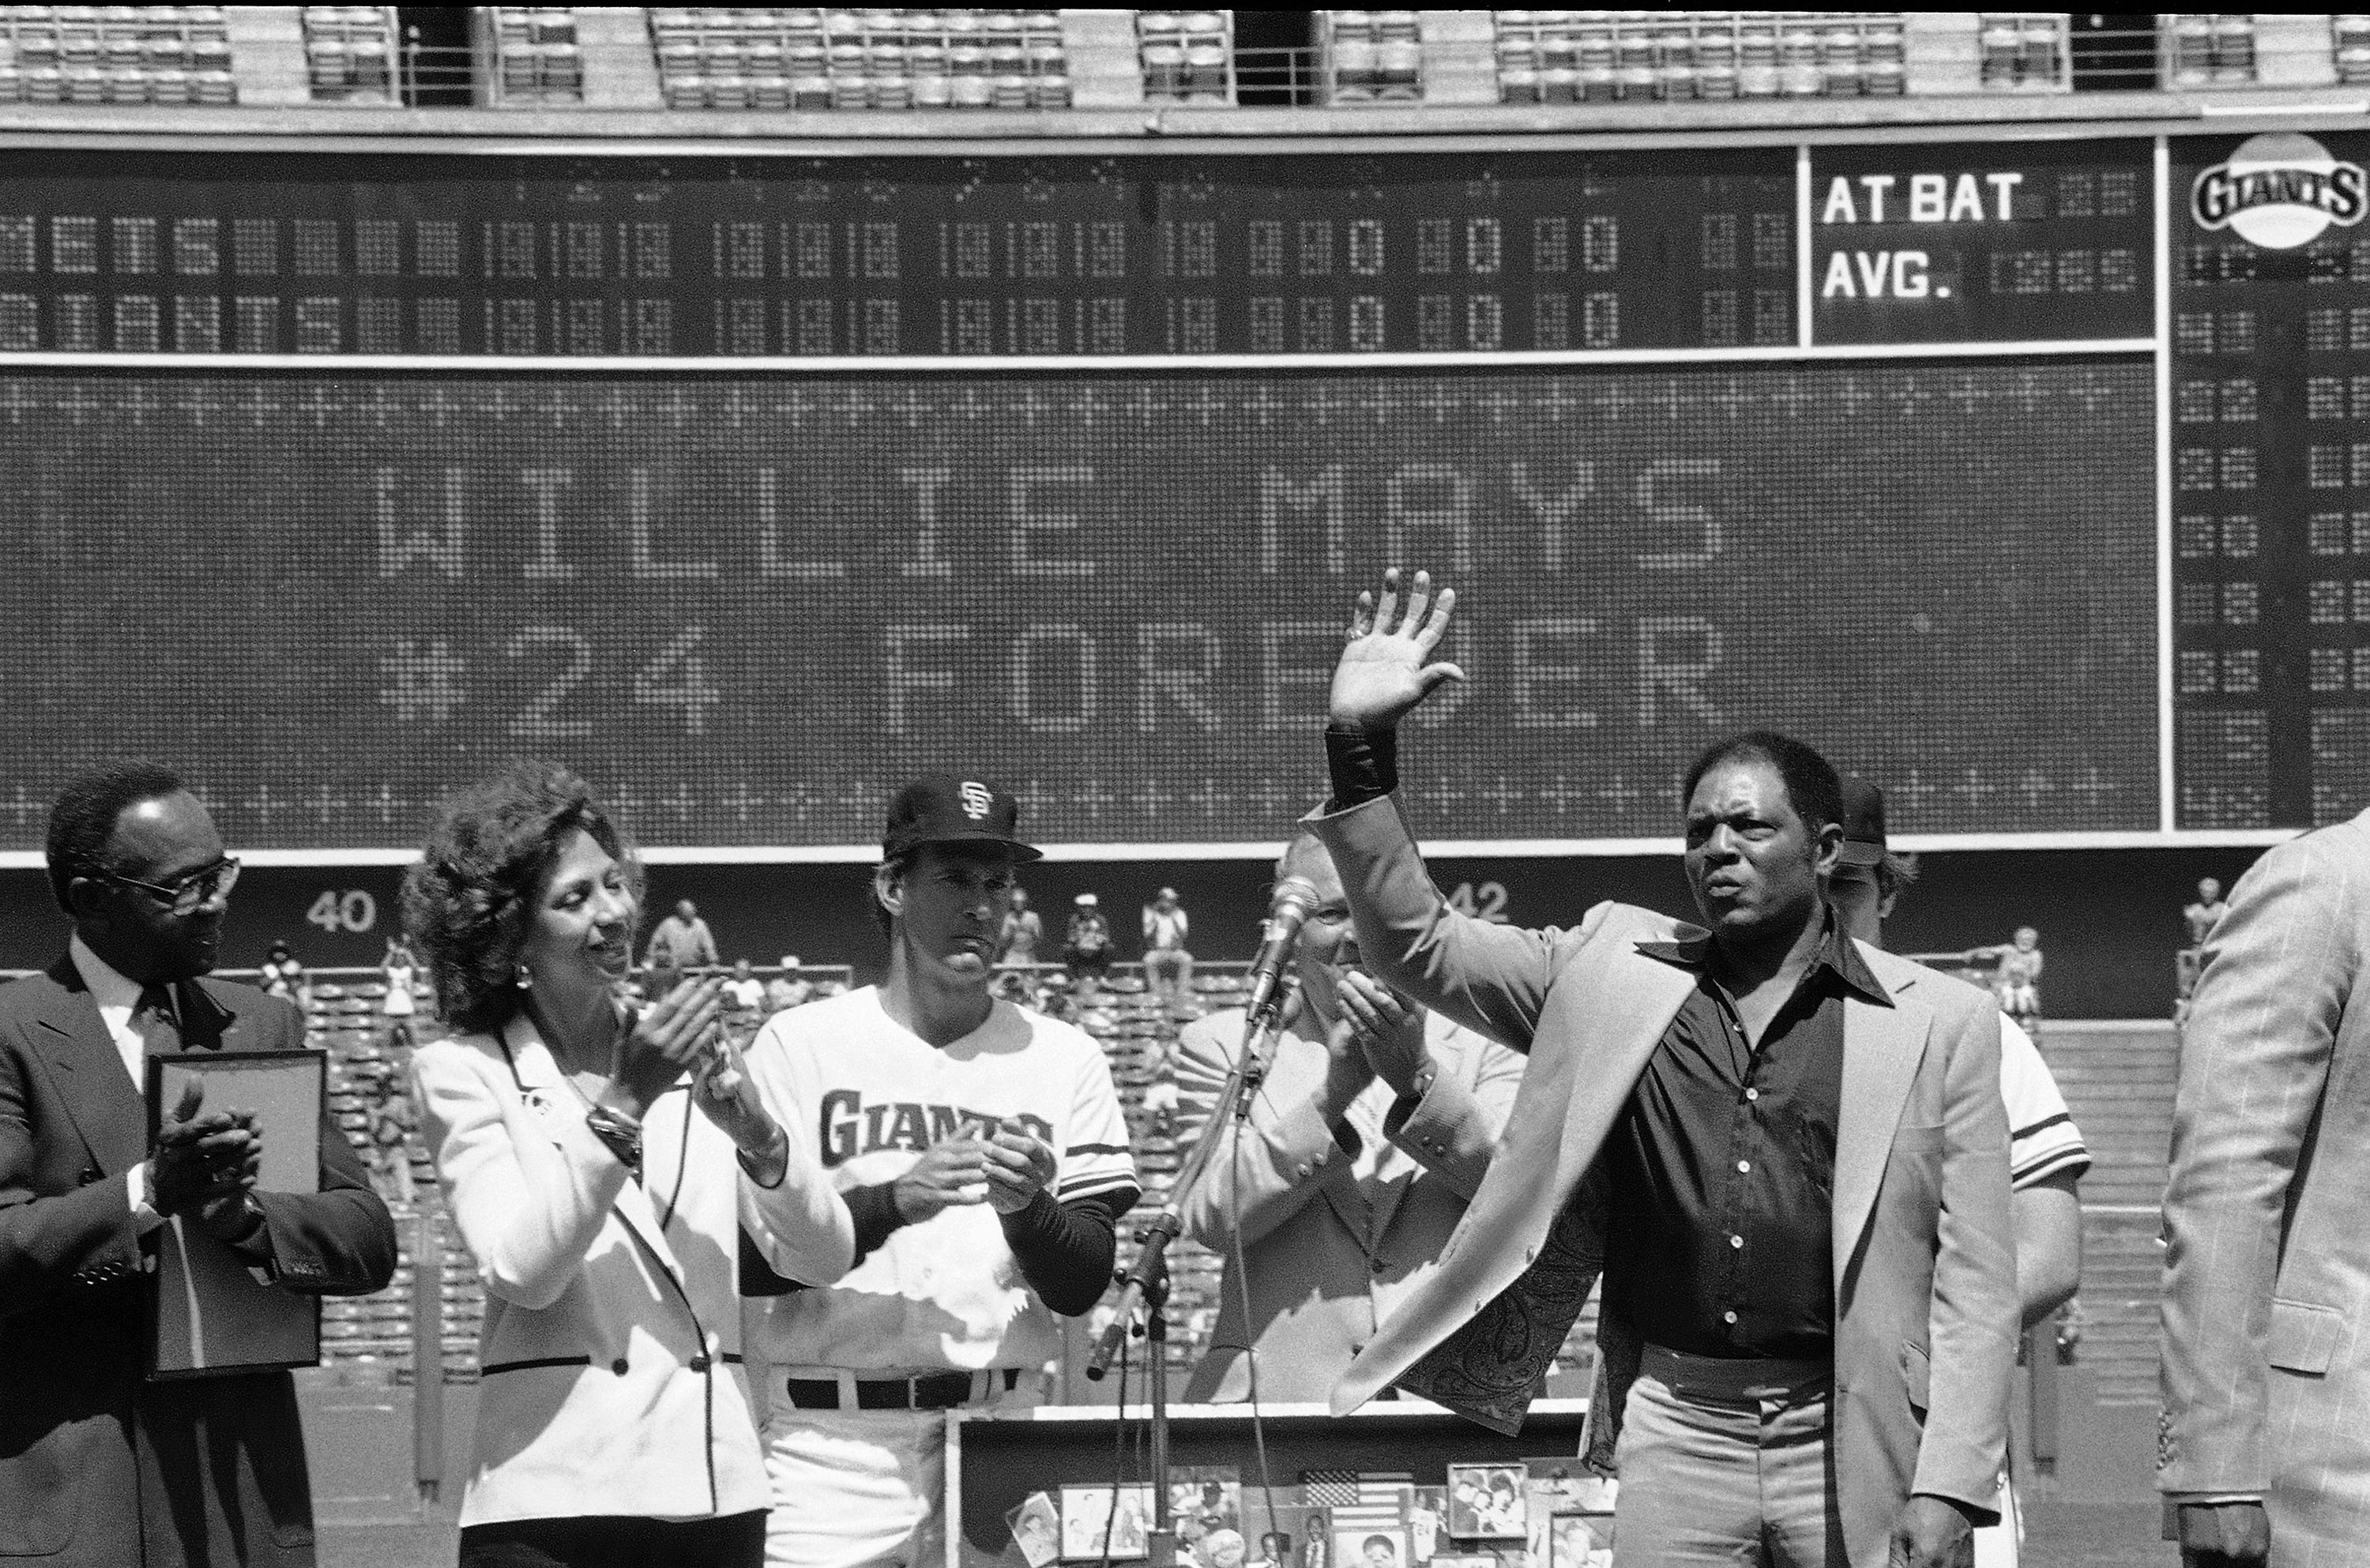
[1310,795,2017,1568]
[413,1015,853,1528]
[1173,1006,1523,1402]
[2159,810,2370,1559]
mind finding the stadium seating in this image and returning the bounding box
[647,8,1070,112]
[0,4,238,107]
[299,6,395,103]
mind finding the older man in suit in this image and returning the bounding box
[2158,812,2370,1567]
[0,761,397,1566]
[1173,831,1524,1403]
[1308,572,2018,1568]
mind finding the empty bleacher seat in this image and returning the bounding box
[647,9,1070,112]
[1493,11,1907,103]
[0,5,236,107]
[1137,8,1229,103]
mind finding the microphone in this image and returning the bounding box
[1242,876,1320,1028]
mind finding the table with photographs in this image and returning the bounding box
[947,1401,1602,1568]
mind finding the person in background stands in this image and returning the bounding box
[997,886,1043,972]
[2182,879,2228,949]
[1063,892,1113,997]
[259,938,303,1003]
[0,759,398,1566]
[645,897,720,973]
[1310,570,2016,1568]
[382,934,420,1052]
[365,1063,419,1209]
[1176,830,1522,1404]
[763,957,813,1017]
[2158,805,2370,1567]
[1825,773,2090,1568]
[1971,927,2044,1027]
[1142,886,1195,1014]
[408,761,852,1568]
[740,775,1137,1568]
[724,958,766,1017]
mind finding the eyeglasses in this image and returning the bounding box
[96,855,241,916]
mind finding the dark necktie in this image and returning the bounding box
[134,983,182,1059]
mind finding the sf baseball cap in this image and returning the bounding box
[1835,773,1887,867]
[882,774,1043,862]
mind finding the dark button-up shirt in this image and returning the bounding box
[1599,910,1890,1360]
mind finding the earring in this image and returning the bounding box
[515,963,533,991]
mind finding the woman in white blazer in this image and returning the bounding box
[405,761,854,1568]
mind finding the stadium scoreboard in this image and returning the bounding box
[0,129,2351,850]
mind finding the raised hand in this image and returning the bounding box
[1328,567,1465,732]
[1338,971,1432,1096]
[607,975,727,1115]
[690,1036,788,1183]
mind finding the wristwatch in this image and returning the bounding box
[585,1104,644,1175]
[1406,1061,1438,1100]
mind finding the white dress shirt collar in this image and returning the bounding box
[69,931,156,1088]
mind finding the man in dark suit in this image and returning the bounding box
[0,760,398,1566]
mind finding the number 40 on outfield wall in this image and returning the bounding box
[307,889,378,934]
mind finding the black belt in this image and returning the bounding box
[785,1367,1023,1411]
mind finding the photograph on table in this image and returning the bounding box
[1547,1513,1614,1568]
[1170,1467,1243,1545]
[1332,1524,1410,1568]
[1405,1487,1446,1565]
[1062,1483,1157,1562]
[1009,1492,1063,1568]
[1519,1462,1613,1568]
[1445,1465,1527,1541]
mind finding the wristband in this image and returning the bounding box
[1325,722,1398,807]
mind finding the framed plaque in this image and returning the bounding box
[143,1050,325,1379]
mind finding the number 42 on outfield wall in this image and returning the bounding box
[1446,882,1510,923]
[377,626,721,738]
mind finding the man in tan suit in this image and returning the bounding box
[2158,815,2370,1567]
[1174,832,1524,1402]
[1309,571,2017,1568]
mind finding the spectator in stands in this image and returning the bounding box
[724,957,766,1015]
[1311,571,2014,1568]
[2159,810,2370,1567]
[365,1064,419,1209]
[1823,775,2090,1568]
[2182,878,2228,948]
[1142,886,1195,1013]
[382,934,420,1051]
[764,955,813,1015]
[1176,830,1522,1403]
[1063,892,1113,995]
[997,885,1044,971]
[738,774,1135,1568]
[0,759,397,1566]
[1971,927,2044,1025]
[258,937,303,1003]
[645,897,720,973]
[404,760,852,1568]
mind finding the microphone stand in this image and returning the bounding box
[1086,976,1299,1568]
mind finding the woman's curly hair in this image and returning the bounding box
[401,760,642,1036]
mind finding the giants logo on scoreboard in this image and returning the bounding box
[2192,132,2368,250]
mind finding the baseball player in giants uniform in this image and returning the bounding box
[1825,774,2090,1568]
[742,775,1138,1568]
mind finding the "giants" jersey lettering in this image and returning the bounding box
[816,1088,1056,1168]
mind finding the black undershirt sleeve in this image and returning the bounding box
[1326,723,1399,810]
[845,1181,908,1265]
[1001,1187,1137,1317]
